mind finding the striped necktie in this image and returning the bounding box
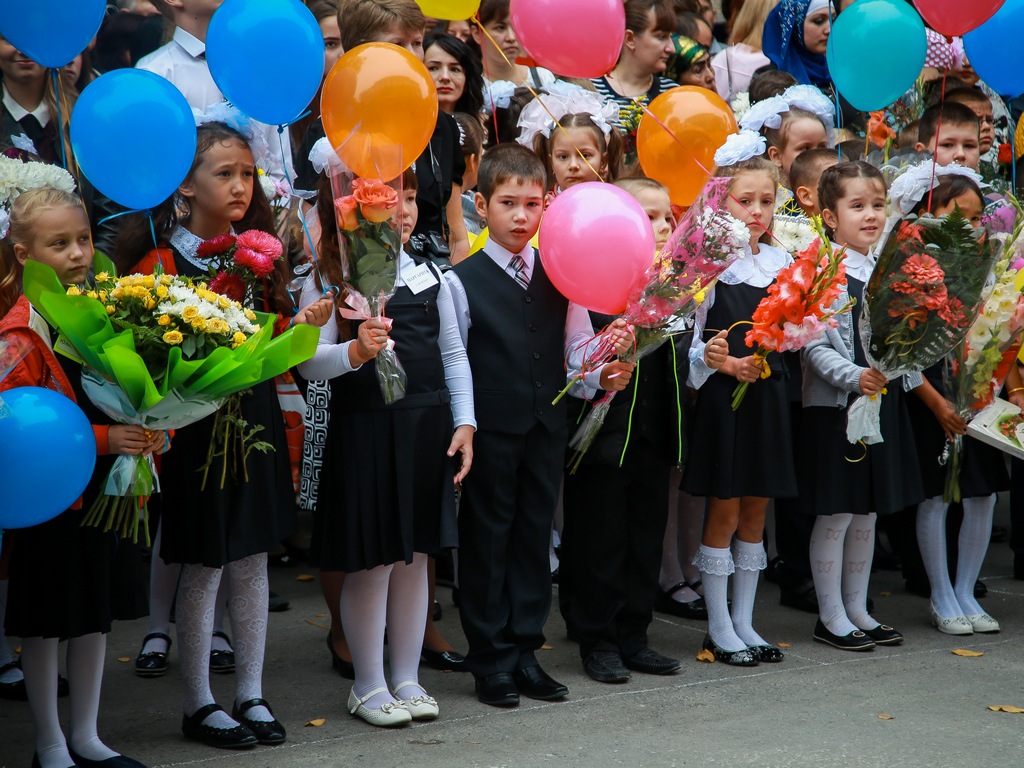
[508,254,530,290]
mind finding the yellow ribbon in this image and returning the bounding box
[869,387,888,401]
[845,440,869,463]
[753,350,771,379]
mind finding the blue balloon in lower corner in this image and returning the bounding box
[0,387,96,529]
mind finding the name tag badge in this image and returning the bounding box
[404,263,439,295]
[54,334,84,365]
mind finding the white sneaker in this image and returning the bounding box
[964,613,1000,633]
[348,687,411,727]
[394,681,439,720]
[930,603,973,635]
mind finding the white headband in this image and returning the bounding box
[516,84,618,148]
[193,102,273,172]
[738,85,836,134]
[0,154,78,239]
[807,0,830,17]
[889,161,986,215]
[714,130,767,167]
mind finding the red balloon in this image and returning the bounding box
[913,0,1005,38]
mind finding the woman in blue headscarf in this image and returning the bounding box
[762,0,832,88]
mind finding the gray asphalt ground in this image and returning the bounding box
[2,499,1023,768]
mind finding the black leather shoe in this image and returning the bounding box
[582,651,630,683]
[863,624,903,646]
[813,620,875,651]
[623,647,682,675]
[135,632,171,678]
[210,631,235,674]
[975,580,987,599]
[268,591,290,613]
[421,647,467,671]
[654,583,709,620]
[779,578,819,614]
[0,660,27,701]
[231,698,286,745]
[512,665,568,701]
[69,750,147,767]
[181,703,257,749]
[702,634,758,666]
[475,672,519,707]
[748,645,785,663]
[326,631,354,679]
[432,600,442,622]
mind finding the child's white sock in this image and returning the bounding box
[810,514,858,636]
[916,496,962,618]
[842,513,878,630]
[694,545,747,652]
[730,539,768,647]
[0,579,24,684]
[954,494,995,617]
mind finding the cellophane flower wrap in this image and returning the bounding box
[329,149,406,404]
[562,178,750,470]
[732,228,854,410]
[848,209,999,445]
[942,220,1024,502]
[22,257,319,543]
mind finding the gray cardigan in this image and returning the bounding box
[801,285,923,408]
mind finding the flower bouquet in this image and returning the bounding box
[732,229,854,409]
[561,178,750,470]
[191,229,284,306]
[848,208,998,445]
[21,258,319,543]
[329,152,406,404]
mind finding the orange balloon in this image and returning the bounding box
[636,86,738,208]
[321,43,438,181]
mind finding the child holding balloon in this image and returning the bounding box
[0,186,163,768]
[682,137,794,667]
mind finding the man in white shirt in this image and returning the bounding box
[136,0,294,184]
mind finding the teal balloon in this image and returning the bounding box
[826,0,926,112]
[71,70,197,210]
[0,0,106,68]
[964,1,1024,97]
[0,387,96,529]
[207,0,325,126]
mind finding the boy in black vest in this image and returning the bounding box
[447,145,633,707]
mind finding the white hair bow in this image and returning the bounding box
[515,84,618,148]
[714,130,768,167]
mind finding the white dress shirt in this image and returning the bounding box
[136,27,294,184]
[3,83,51,127]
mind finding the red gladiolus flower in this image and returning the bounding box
[197,233,236,258]
[209,271,246,301]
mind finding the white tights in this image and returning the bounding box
[810,513,879,635]
[917,494,994,618]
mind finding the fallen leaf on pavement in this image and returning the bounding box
[778,643,792,648]
[296,574,315,582]
[880,592,891,597]
[696,649,715,663]
[316,613,327,618]
[952,649,984,657]
[989,705,1024,713]
[305,619,330,630]
[117,657,130,663]
[540,644,553,650]
[878,714,893,720]
[305,719,326,727]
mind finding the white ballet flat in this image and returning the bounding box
[394,681,439,720]
[964,613,1000,633]
[348,686,412,727]
[930,603,973,635]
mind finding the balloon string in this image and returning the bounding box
[926,67,949,213]
[475,15,502,145]
[97,209,159,255]
[474,13,603,180]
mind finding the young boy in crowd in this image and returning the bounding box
[915,102,982,171]
[447,144,632,707]
[790,147,839,218]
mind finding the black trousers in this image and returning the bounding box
[457,423,567,677]
[561,441,669,660]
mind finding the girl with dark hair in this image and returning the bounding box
[424,32,484,117]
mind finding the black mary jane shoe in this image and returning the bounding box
[232,698,286,745]
[748,644,785,663]
[863,624,903,646]
[210,631,235,675]
[181,703,257,749]
[654,582,708,620]
[813,620,876,651]
[135,632,172,678]
[326,631,355,679]
[69,749,147,767]
[702,634,758,667]
[421,647,468,672]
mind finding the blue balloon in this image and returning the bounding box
[826,0,926,112]
[964,0,1024,98]
[207,0,325,126]
[71,69,197,211]
[0,387,96,529]
[0,0,106,68]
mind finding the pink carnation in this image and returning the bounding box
[196,233,236,258]
[235,229,283,262]
[234,247,276,278]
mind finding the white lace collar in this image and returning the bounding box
[719,243,790,287]
[170,224,235,272]
[840,246,875,283]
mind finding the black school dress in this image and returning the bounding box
[797,277,925,517]
[906,362,1010,499]
[682,281,798,499]
[310,278,457,573]
[5,327,147,639]
[157,245,294,568]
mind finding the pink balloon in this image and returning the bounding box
[510,0,624,79]
[539,183,655,315]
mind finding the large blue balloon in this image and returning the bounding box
[71,70,197,211]
[0,0,106,68]
[826,0,926,112]
[207,0,325,126]
[964,0,1024,98]
[0,387,96,529]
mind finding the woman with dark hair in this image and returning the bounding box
[93,11,147,73]
[424,32,484,117]
[761,0,831,88]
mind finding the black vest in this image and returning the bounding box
[453,248,569,434]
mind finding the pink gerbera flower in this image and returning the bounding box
[197,233,236,258]
[235,230,283,262]
[234,247,276,278]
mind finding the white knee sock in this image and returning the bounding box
[67,633,118,761]
[340,565,398,711]
[843,513,879,630]
[810,514,857,636]
[730,539,768,647]
[227,554,271,721]
[954,494,995,617]
[916,496,962,618]
[21,637,73,768]
[177,564,236,729]
[694,544,746,652]
[387,554,430,699]
[0,579,24,684]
